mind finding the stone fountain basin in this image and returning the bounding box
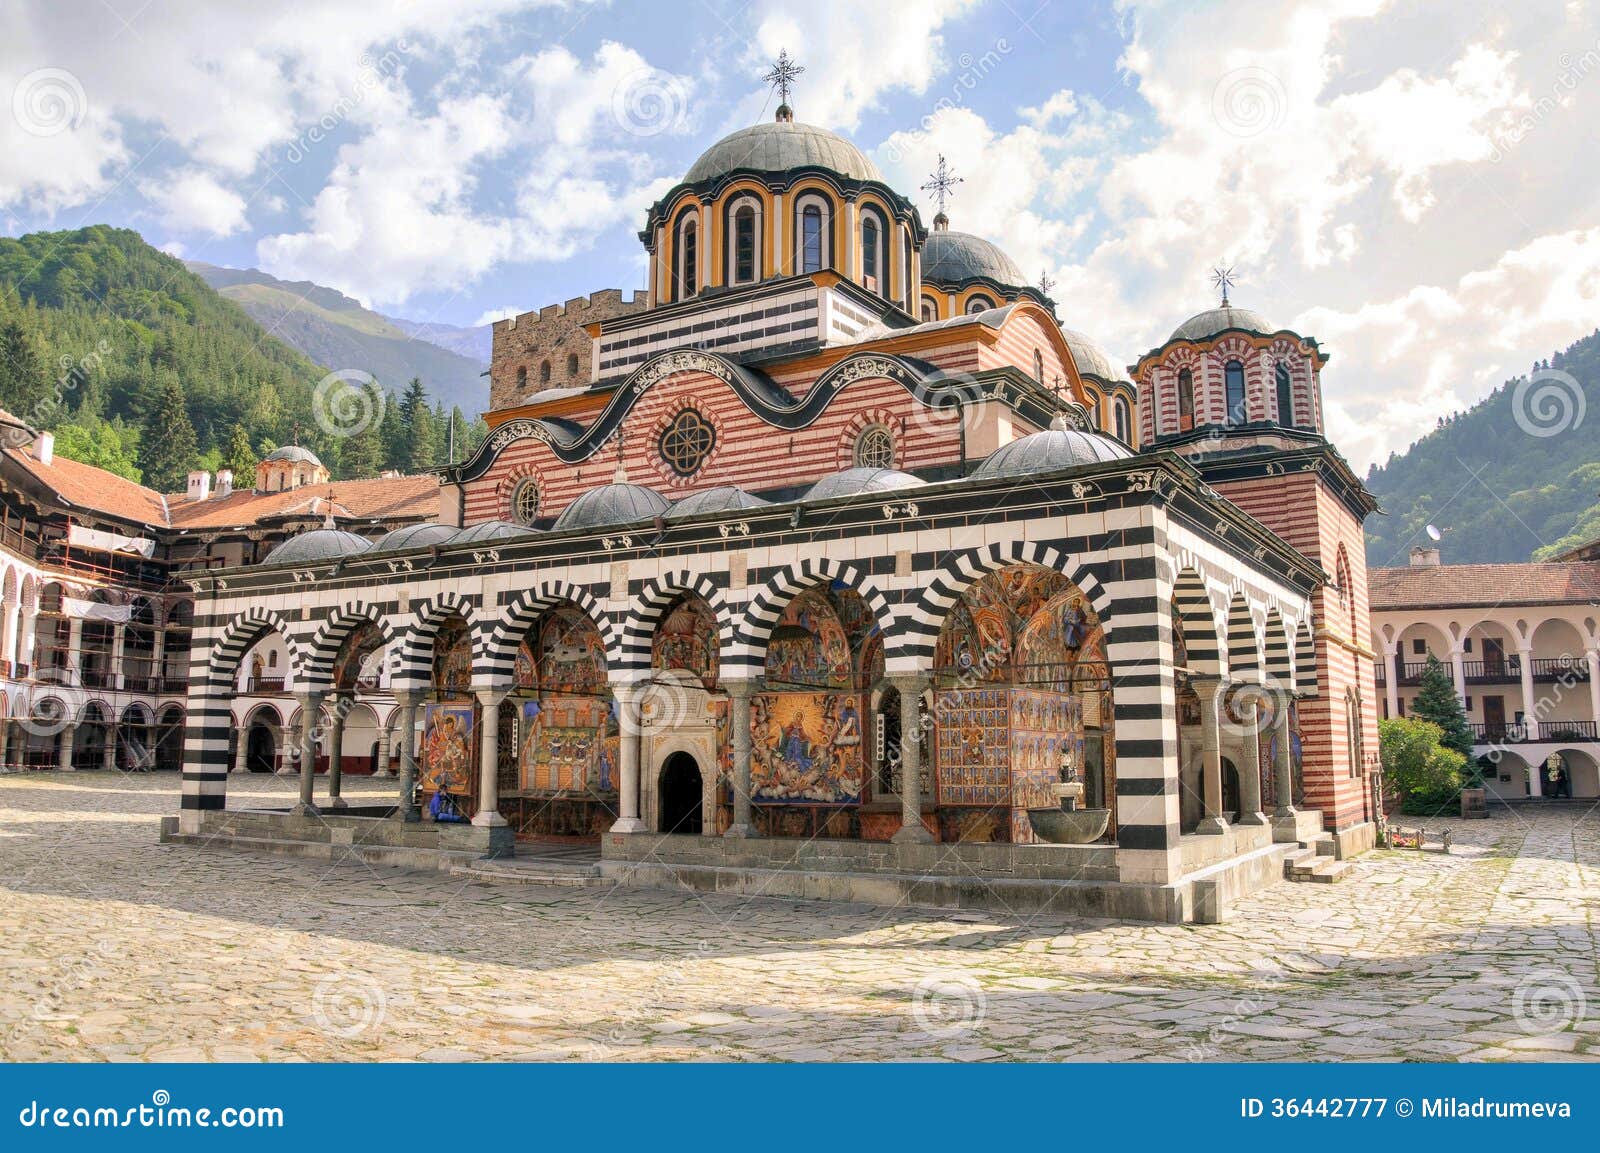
[1027,807,1111,844]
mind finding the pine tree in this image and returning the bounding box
[339,384,385,478]
[139,375,199,491]
[222,422,258,481]
[397,377,435,473]
[0,316,51,425]
[1410,655,1475,758]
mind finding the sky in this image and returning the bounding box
[3,0,1598,472]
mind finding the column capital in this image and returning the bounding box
[473,685,510,708]
[722,677,758,699]
[887,672,932,694]
[1190,675,1224,700]
[390,687,425,708]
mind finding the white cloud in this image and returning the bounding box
[141,168,249,237]
[472,304,522,326]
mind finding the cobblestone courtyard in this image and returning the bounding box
[1,772,1596,1062]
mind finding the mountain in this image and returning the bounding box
[383,315,493,364]
[187,262,488,416]
[1363,329,1600,566]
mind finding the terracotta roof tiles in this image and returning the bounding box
[1370,562,1600,611]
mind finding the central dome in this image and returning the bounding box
[922,229,1026,289]
[685,121,882,185]
[1170,305,1275,344]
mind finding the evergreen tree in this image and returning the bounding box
[339,384,385,478]
[139,375,198,491]
[0,316,51,426]
[1410,656,1475,758]
[222,423,258,481]
[396,377,435,473]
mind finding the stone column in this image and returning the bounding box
[0,718,9,770]
[278,723,299,775]
[610,684,646,834]
[392,690,421,822]
[1193,678,1226,834]
[231,727,248,775]
[111,623,126,690]
[1271,700,1299,824]
[66,617,84,684]
[1235,693,1267,825]
[17,609,36,671]
[376,726,393,777]
[1587,649,1600,734]
[0,601,17,669]
[151,628,166,690]
[59,722,77,771]
[471,688,507,828]
[325,698,347,810]
[293,691,325,816]
[1517,646,1539,740]
[1449,647,1467,704]
[1383,645,1399,718]
[723,678,756,838]
[890,674,934,843]
[1527,755,1543,798]
[101,729,116,772]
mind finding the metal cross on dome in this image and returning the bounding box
[921,154,964,216]
[763,50,805,106]
[1211,265,1237,307]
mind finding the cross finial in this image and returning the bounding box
[1039,269,1056,296]
[921,154,964,223]
[763,50,805,114]
[1211,264,1237,307]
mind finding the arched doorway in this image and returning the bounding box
[247,723,276,773]
[1220,756,1241,821]
[658,751,704,834]
[154,706,184,772]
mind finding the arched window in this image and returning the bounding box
[1177,367,1194,430]
[511,478,540,526]
[1275,361,1293,426]
[854,424,895,470]
[1114,397,1130,442]
[1224,359,1246,425]
[860,210,885,295]
[1033,348,1044,384]
[677,215,699,298]
[920,297,938,322]
[732,203,757,284]
[516,365,527,391]
[965,295,994,314]
[539,360,551,385]
[799,202,826,273]
[1085,390,1101,428]
[567,353,580,378]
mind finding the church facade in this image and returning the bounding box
[174,99,1380,922]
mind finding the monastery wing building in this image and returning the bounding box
[171,98,1382,923]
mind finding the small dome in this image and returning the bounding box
[371,522,456,552]
[665,485,771,521]
[1060,328,1124,383]
[1169,305,1275,344]
[685,121,881,185]
[922,229,1026,289]
[971,424,1134,481]
[262,528,372,565]
[449,520,533,545]
[261,445,324,467]
[552,482,671,531]
[804,467,924,502]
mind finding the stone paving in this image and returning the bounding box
[1,771,1597,1062]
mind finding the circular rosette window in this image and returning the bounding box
[658,407,716,477]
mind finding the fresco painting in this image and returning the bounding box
[750,691,863,804]
[652,596,718,687]
[934,687,1012,805]
[332,621,384,692]
[432,617,473,696]
[420,703,475,796]
[764,589,850,689]
[536,607,608,695]
[519,696,618,793]
[1009,688,1082,842]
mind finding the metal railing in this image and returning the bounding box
[1472,720,1599,743]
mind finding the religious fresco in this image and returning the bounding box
[332,621,384,692]
[764,588,850,690]
[652,596,718,687]
[1010,688,1082,842]
[1014,591,1093,688]
[536,607,609,695]
[420,703,474,796]
[432,616,473,697]
[934,566,1076,681]
[518,696,619,793]
[934,687,1011,806]
[750,691,864,804]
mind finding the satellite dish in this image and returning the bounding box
[1425,524,1442,542]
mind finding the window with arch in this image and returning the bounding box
[659,408,716,476]
[510,478,540,526]
[676,214,699,298]
[1177,367,1194,430]
[1224,359,1247,425]
[860,209,886,295]
[920,296,938,322]
[567,353,580,378]
[1084,391,1101,428]
[797,198,828,273]
[965,295,995,314]
[1114,396,1131,442]
[1274,361,1293,426]
[516,365,527,392]
[853,424,895,470]
[539,360,551,385]
[732,202,758,284]
[1033,348,1044,384]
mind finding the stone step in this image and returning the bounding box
[1288,857,1353,884]
[450,857,603,887]
[1282,847,1320,878]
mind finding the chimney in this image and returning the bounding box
[1409,545,1442,567]
[216,469,234,498]
[186,470,212,502]
[36,431,53,466]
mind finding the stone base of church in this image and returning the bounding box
[161,807,516,866]
[1326,819,1377,860]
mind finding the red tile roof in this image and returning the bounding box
[1370,562,1600,611]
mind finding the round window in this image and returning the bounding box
[510,478,540,525]
[659,409,716,477]
[854,425,895,470]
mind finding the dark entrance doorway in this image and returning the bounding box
[1221,756,1241,821]
[658,752,703,834]
[246,724,277,773]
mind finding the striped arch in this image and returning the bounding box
[730,558,897,676]
[1294,617,1319,696]
[904,540,1113,666]
[478,580,619,688]
[204,609,303,689]
[1225,591,1262,682]
[620,570,731,672]
[304,602,397,690]
[394,591,480,690]
[1171,567,1223,678]
[1262,607,1294,686]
